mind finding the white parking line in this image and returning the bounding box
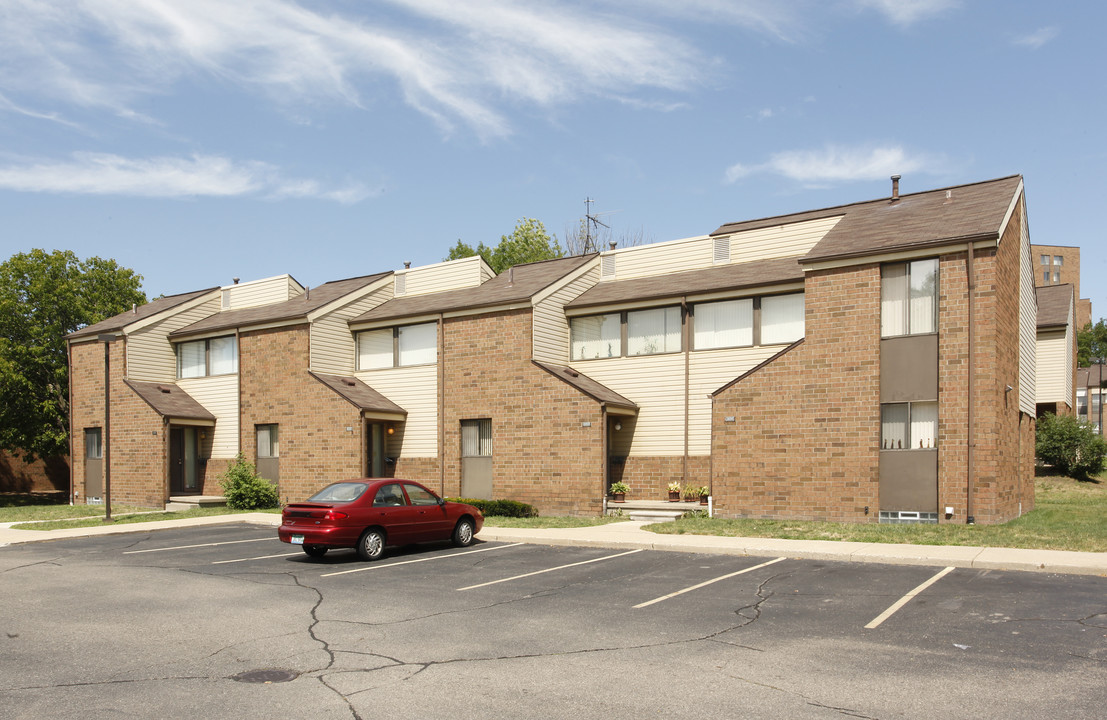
[457,549,644,591]
[864,566,955,629]
[632,557,787,609]
[212,552,303,564]
[321,543,524,577]
[123,538,273,554]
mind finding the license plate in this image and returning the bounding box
[291,534,304,545]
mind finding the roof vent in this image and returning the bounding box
[132,303,137,314]
[403,261,411,269]
[601,255,616,279]
[944,190,953,204]
[343,378,356,387]
[233,277,240,285]
[891,175,901,202]
[156,385,172,394]
[564,368,579,378]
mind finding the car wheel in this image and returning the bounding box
[302,545,327,558]
[452,518,475,547]
[357,528,386,561]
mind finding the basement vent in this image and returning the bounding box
[878,510,938,525]
[713,236,731,264]
[601,255,616,278]
[395,273,406,295]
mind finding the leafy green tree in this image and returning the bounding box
[445,218,563,274]
[1077,319,1107,367]
[1036,412,1107,479]
[0,249,145,459]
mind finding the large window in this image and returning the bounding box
[257,424,279,458]
[881,402,937,450]
[627,307,681,356]
[177,336,238,378]
[571,313,620,360]
[882,259,938,337]
[358,322,437,369]
[461,419,492,457]
[693,299,753,350]
[760,293,805,345]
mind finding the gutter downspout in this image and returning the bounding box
[601,404,609,505]
[966,244,976,525]
[682,297,689,486]
[67,341,74,505]
[438,313,445,496]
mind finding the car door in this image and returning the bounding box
[369,483,420,545]
[403,482,452,541]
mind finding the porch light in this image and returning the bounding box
[387,426,395,435]
[614,422,622,431]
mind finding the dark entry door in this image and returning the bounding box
[84,428,103,498]
[367,423,385,477]
[170,427,200,495]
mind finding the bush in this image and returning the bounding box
[446,497,539,518]
[219,454,280,510]
[1036,413,1107,479]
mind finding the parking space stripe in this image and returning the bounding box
[457,549,644,591]
[632,557,787,609]
[123,538,273,554]
[211,552,303,564]
[864,566,955,629]
[321,543,524,577]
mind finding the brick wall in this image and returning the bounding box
[0,451,69,494]
[615,456,710,500]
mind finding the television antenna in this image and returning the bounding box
[583,197,614,253]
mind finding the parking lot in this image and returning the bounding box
[2,524,1105,719]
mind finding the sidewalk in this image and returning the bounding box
[2,515,1105,576]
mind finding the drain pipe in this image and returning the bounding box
[682,297,689,487]
[438,313,445,496]
[966,244,976,525]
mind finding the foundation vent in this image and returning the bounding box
[878,510,938,525]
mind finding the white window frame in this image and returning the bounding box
[357,322,438,369]
[177,336,238,378]
[881,401,938,450]
[882,259,938,338]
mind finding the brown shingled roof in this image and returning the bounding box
[532,361,637,411]
[310,373,407,417]
[124,380,216,422]
[350,255,595,326]
[69,288,218,340]
[565,256,803,311]
[1036,284,1073,329]
[171,272,391,339]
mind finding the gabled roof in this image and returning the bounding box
[171,272,391,339]
[68,288,218,340]
[1036,284,1073,329]
[124,380,216,422]
[349,255,595,326]
[565,256,803,311]
[532,360,637,411]
[310,372,407,417]
[1077,365,1106,388]
[712,175,1024,265]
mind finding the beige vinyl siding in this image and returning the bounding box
[126,296,222,382]
[177,375,239,458]
[728,216,842,264]
[1065,297,1074,405]
[687,346,782,453]
[310,284,393,374]
[1036,331,1068,404]
[599,236,712,281]
[533,264,600,364]
[355,365,437,456]
[222,274,304,310]
[1017,203,1037,415]
[397,256,486,297]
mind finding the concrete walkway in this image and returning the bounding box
[1,514,1105,576]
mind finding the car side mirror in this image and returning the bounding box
[437,497,446,506]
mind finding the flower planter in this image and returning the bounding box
[668,491,681,502]
[699,496,709,506]
[611,492,626,503]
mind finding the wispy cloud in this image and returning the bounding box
[0,92,82,129]
[0,152,372,203]
[1012,26,1060,50]
[724,144,943,185]
[853,0,959,27]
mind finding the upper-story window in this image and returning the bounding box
[694,299,753,350]
[627,307,681,356]
[570,313,621,360]
[760,293,805,345]
[177,336,237,378]
[357,322,437,369]
[881,259,937,338]
[570,307,681,359]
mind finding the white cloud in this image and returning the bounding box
[1013,26,1060,50]
[0,152,371,202]
[853,0,959,27]
[724,144,942,185]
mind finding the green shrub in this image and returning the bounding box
[220,454,280,510]
[1036,412,1107,479]
[446,497,539,518]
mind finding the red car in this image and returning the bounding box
[278,479,484,560]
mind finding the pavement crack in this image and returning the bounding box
[0,558,63,574]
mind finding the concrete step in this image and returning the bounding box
[166,495,228,512]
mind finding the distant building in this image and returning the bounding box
[1031,244,1092,329]
[1076,365,1106,437]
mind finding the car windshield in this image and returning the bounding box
[307,482,368,503]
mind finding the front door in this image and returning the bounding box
[84,428,103,498]
[170,427,200,495]
[367,423,385,477]
[460,419,492,500]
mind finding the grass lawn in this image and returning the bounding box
[646,475,1107,553]
[482,515,628,529]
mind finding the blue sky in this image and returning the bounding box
[1,1,1104,319]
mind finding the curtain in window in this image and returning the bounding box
[881,264,907,337]
[761,294,805,345]
[910,402,938,449]
[694,299,752,350]
[398,322,436,365]
[628,306,680,355]
[358,329,394,369]
[881,404,908,450]
[570,314,620,360]
[257,425,278,458]
[908,259,938,334]
[178,340,206,378]
[209,336,238,375]
[461,419,492,457]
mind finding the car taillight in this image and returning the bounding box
[322,510,348,521]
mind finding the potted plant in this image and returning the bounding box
[682,484,700,502]
[697,486,710,505]
[667,481,682,502]
[609,481,630,503]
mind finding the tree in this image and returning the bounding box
[1036,412,1107,479]
[445,218,563,274]
[0,249,146,460]
[1077,318,1107,367]
[562,218,651,255]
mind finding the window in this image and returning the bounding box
[177,336,237,378]
[257,425,278,458]
[1077,388,1088,417]
[571,314,620,360]
[761,293,805,345]
[694,299,753,350]
[1053,255,1063,266]
[1043,270,1051,284]
[627,306,681,355]
[882,259,938,337]
[461,419,492,457]
[881,402,937,449]
[85,428,102,459]
[404,483,440,506]
[1040,254,1049,266]
[372,483,407,507]
[357,322,437,369]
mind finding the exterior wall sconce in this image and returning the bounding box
[387,426,395,435]
[614,422,622,431]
